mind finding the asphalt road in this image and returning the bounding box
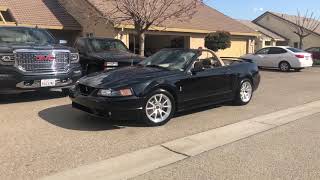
[1,68,320,179]
[133,113,320,180]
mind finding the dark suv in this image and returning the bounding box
[74,37,144,74]
[0,26,82,94]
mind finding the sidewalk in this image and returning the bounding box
[42,100,320,180]
[134,112,320,180]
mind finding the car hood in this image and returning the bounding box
[88,50,144,63]
[0,44,76,53]
[79,66,177,88]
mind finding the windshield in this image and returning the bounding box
[139,49,197,71]
[89,39,128,52]
[287,48,305,53]
[0,27,55,45]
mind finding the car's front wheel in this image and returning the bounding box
[234,79,253,105]
[142,89,175,126]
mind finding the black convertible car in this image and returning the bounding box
[70,48,260,126]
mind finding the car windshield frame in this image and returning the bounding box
[0,27,56,45]
[88,39,129,53]
[139,49,198,72]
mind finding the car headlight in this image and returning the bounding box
[70,53,79,63]
[97,88,133,97]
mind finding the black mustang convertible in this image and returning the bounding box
[70,48,260,126]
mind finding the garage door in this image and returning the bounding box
[217,40,248,58]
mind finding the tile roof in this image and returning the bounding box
[86,0,257,35]
[238,20,286,41]
[0,0,81,30]
[261,11,320,36]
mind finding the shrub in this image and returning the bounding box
[205,31,231,52]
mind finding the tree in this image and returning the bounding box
[110,0,202,56]
[290,10,320,49]
[61,0,202,56]
[204,31,231,52]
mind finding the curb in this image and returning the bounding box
[41,100,320,180]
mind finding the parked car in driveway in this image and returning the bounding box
[305,47,320,61]
[0,26,82,94]
[241,46,313,72]
[70,48,260,126]
[74,37,144,75]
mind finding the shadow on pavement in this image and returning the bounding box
[38,104,149,131]
[0,91,66,104]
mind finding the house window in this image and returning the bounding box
[0,8,15,23]
[294,42,299,48]
[265,41,272,46]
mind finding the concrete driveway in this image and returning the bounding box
[1,68,320,179]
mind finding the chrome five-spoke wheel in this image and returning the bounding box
[234,79,253,105]
[143,90,175,126]
[240,81,253,103]
[146,94,172,123]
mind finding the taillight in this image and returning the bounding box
[295,54,305,58]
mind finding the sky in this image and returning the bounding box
[206,0,320,20]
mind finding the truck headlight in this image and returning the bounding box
[97,88,133,97]
[70,53,79,63]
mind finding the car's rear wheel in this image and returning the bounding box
[142,89,175,126]
[279,61,291,72]
[234,79,253,105]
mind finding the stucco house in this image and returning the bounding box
[238,20,287,51]
[254,11,320,49]
[0,0,82,45]
[59,0,258,57]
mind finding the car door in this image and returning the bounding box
[178,50,232,107]
[267,47,288,67]
[253,48,270,67]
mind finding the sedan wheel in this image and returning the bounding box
[143,90,175,126]
[279,61,290,72]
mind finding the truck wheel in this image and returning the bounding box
[142,89,175,126]
[87,65,100,75]
[61,88,70,97]
[234,79,253,105]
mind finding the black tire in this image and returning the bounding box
[142,89,176,126]
[61,88,70,97]
[87,65,100,75]
[233,79,253,106]
[279,61,291,72]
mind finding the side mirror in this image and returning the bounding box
[191,61,204,74]
[59,40,68,45]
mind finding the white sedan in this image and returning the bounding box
[241,46,313,72]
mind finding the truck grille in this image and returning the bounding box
[15,50,70,73]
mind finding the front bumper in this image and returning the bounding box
[69,90,145,120]
[0,65,82,94]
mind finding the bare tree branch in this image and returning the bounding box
[289,10,320,49]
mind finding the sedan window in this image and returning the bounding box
[268,47,287,54]
[287,48,305,53]
[255,48,269,55]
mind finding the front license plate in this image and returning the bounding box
[41,79,56,87]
